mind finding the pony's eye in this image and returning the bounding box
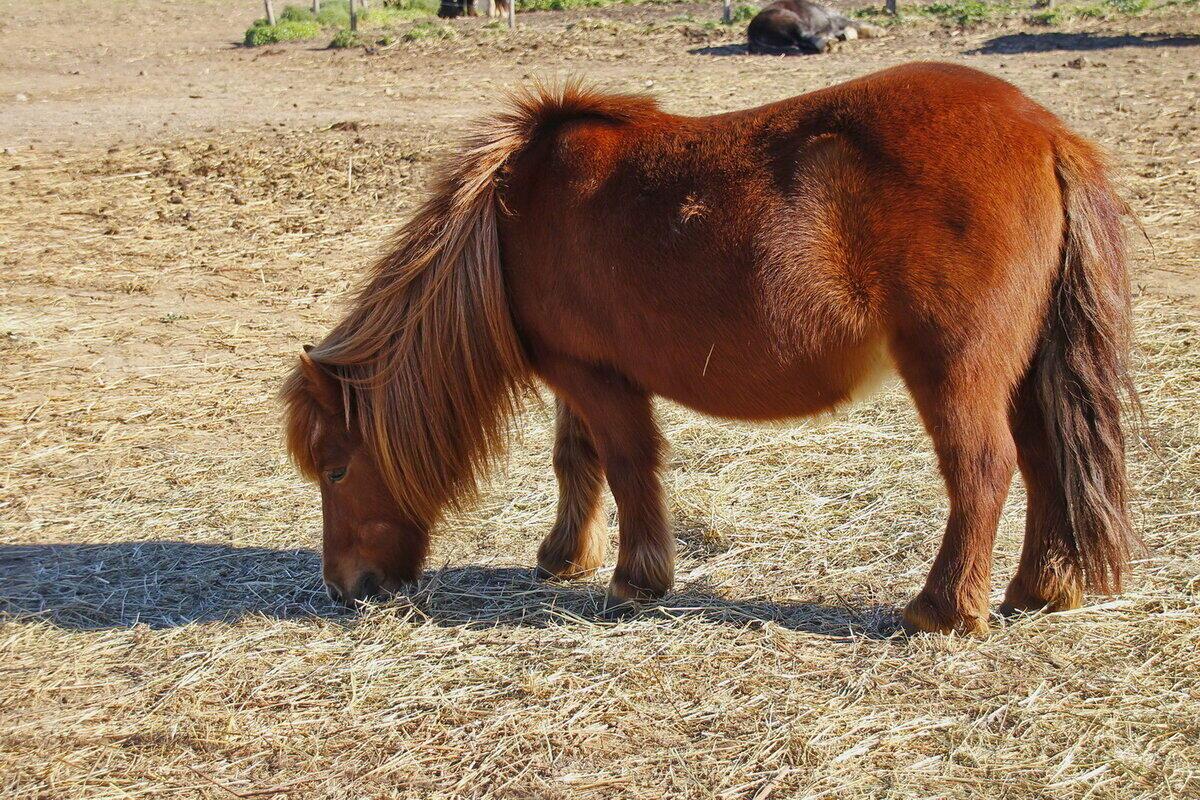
[328,467,347,483]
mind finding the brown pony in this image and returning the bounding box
[282,63,1140,635]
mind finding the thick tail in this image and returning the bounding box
[1033,133,1142,594]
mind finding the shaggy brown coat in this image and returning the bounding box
[283,63,1139,635]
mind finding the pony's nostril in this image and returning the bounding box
[354,572,383,602]
[325,581,349,606]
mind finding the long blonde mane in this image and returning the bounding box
[281,82,659,525]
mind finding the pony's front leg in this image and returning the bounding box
[536,398,608,581]
[539,360,675,604]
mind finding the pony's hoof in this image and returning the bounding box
[607,573,670,605]
[535,526,606,582]
[902,593,989,637]
[533,564,560,582]
[599,595,641,621]
[1000,578,1083,617]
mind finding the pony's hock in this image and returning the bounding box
[283,64,1140,634]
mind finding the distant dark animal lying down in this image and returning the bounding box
[747,0,883,54]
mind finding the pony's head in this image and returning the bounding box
[279,83,627,604]
[282,350,429,605]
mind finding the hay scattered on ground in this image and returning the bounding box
[1,5,1198,798]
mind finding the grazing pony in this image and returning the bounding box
[747,0,883,55]
[282,63,1139,635]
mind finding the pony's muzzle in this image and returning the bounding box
[324,579,348,606]
[353,571,383,602]
[325,571,386,606]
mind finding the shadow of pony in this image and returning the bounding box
[0,541,902,639]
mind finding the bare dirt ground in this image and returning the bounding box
[1,1,1198,798]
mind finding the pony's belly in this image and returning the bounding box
[640,338,895,422]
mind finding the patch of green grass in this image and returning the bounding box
[860,0,1046,27]
[244,21,273,46]
[328,27,363,47]
[923,0,993,26]
[244,17,323,46]
[675,3,754,23]
[276,18,324,38]
[1105,0,1149,12]
[314,0,436,26]
[315,3,353,25]
[246,1,440,47]
[1027,7,1061,22]
[860,0,1172,29]
[850,5,907,26]
[328,27,401,48]
[518,0,611,10]
[279,5,316,22]
[728,3,757,22]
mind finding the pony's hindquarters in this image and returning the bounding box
[487,66,1138,630]
[1002,134,1140,614]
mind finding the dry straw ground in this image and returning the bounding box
[1,0,1198,798]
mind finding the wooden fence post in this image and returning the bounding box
[507,0,516,28]
[349,0,358,31]
[723,0,731,23]
[264,0,276,25]
[312,0,320,13]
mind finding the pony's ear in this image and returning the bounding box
[298,349,342,416]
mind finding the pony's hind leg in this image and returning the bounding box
[896,355,1019,635]
[538,358,674,605]
[536,399,608,580]
[1000,372,1084,615]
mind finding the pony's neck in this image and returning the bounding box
[305,126,532,525]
